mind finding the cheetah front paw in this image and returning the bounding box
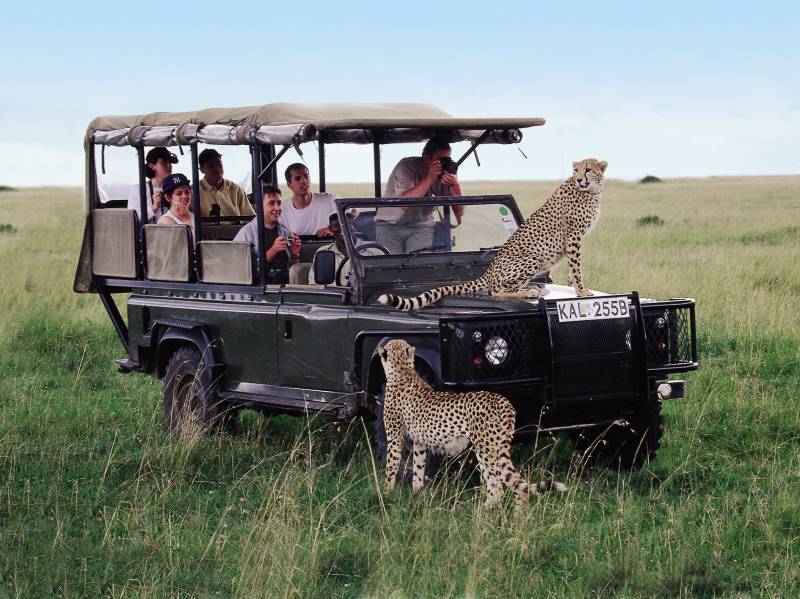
[576,288,593,297]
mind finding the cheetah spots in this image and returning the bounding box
[376,161,605,310]
[380,339,568,508]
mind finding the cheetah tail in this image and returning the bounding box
[531,479,568,494]
[376,278,486,311]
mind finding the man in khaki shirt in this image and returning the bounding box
[198,148,256,218]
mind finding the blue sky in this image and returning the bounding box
[1,0,797,186]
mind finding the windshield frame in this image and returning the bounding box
[333,195,524,304]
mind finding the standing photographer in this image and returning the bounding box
[375,136,464,254]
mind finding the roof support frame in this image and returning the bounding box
[190,143,202,246]
[454,129,493,170]
[258,144,292,182]
[318,140,326,193]
[252,144,267,287]
[372,130,382,198]
[136,146,149,275]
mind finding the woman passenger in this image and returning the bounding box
[157,173,195,242]
[126,146,178,223]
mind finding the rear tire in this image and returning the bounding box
[162,346,236,436]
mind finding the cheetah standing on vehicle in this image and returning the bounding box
[378,158,608,311]
[378,339,566,508]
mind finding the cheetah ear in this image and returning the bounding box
[406,345,415,361]
[598,160,608,172]
[377,347,386,359]
[572,161,578,169]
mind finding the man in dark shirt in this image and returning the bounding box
[233,185,300,284]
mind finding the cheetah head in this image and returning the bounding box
[572,158,608,193]
[378,339,415,376]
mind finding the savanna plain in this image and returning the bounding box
[1,176,799,598]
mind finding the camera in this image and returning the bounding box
[439,156,458,175]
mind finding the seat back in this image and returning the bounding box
[92,208,139,278]
[288,262,312,285]
[199,241,254,285]
[353,210,376,241]
[299,239,331,263]
[144,224,193,282]
[200,223,249,241]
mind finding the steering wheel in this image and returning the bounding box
[335,242,391,286]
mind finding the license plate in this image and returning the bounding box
[556,297,630,323]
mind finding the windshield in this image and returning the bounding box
[342,197,521,257]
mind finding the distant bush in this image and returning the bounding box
[0,185,16,192]
[639,175,662,184]
[637,215,664,226]
[0,223,17,234]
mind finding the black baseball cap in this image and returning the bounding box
[198,148,223,167]
[145,146,178,165]
[162,173,191,195]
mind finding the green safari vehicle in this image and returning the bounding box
[75,103,698,466]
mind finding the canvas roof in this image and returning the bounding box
[87,102,545,134]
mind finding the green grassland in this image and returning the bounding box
[1,176,799,597]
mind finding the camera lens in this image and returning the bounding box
[440,157,458,175]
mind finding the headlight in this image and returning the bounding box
[484,336,509,365]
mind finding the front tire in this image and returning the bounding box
[575,397,663,469]
[162,346,236,436]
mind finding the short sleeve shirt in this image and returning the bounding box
[279,192,339,235]
[377,157,449,225]
[199,178,256,217]
[127,182,166,223]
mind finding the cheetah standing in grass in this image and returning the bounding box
[378,158,608,311]
[378,339,566,508]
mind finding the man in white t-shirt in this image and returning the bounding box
[279,163,340,237]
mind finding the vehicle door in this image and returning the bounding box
[276,288,352,392]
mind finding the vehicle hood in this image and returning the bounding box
[370,284,599,314]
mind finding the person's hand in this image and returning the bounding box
[441,171,459,188]
[315,226,333,238]
[438,205,464,230]
[425,158,444,183]
[273,235,289,252]
[289,234,302,259]
[151,191,163,214]
[266,235,289,263]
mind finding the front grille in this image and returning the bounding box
[642,304,695,370]
[440,298,697,388]
[440,315,548,383]
[548,309,638,399]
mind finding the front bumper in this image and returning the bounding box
[439,293,698,395]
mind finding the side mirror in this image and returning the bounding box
[313,250,336,285]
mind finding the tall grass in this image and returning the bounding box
[1,177,799,597]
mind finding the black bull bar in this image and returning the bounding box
[438,293,698,401]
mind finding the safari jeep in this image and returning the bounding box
[74,103,697,467]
